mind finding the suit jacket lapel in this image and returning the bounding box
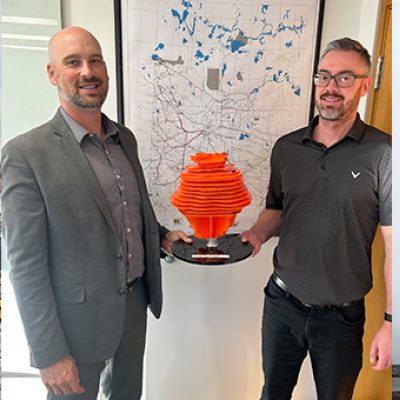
[50,110,119,238]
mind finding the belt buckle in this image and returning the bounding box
[272,272,287,292]
[300,301,328,309]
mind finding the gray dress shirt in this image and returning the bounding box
[60,107,144,282]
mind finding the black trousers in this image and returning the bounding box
[260,275,365,400]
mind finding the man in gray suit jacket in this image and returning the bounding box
[2,26,191,400]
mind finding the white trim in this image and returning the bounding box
[1,15,59,26]
[1,44,48,51]
[1,33,51,41]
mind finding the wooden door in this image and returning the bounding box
[352,0,392,398]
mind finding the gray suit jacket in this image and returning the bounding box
[2,110,169,368]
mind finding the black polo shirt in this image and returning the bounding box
[266,114,391,306]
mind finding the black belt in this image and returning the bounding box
[126,277,141,292]
[272,272,361,309]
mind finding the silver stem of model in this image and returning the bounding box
[206,238,218,248]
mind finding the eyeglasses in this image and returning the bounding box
[313,73,368,88]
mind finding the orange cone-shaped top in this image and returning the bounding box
[170,152,252,239]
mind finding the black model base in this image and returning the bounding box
[171,234,253,265]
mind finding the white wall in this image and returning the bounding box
[60,0,383,398]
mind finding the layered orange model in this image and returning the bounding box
[170,152,252,239]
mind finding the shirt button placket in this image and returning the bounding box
[321,150,329,171]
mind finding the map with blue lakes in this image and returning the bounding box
[121,0,321,233]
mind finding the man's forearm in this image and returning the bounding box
[381,225,392,315]
[384,253,392,315]
[251,208,282,244]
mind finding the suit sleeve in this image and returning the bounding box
[2,142,70,368]
[159,224,169,242]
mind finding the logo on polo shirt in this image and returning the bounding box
[351,171,361,179]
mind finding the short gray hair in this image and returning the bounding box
[320,37,372,75]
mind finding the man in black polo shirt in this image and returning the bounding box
[241,38,392,400]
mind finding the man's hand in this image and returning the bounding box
[40,355,85,396]
[239,208,281,257]
[239,230,262,257]
[370,321,392,370]
[161,230,193,254]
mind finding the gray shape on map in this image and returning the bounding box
[234,31,248,46]
[237,71,243,81]
[207,68,220,90]
[155,55,184,66]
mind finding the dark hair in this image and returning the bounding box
[320,37,372,75]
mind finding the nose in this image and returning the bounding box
[326,75,339,91]
[80,61,94,79]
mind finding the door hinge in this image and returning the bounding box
[374,55,384,90]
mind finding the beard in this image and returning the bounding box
[58,78,108,110]
[316,87,362,121]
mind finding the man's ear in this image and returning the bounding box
[47,63,57,86]
[360,76,372,97]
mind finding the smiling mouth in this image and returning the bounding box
[79,84,100,90]
[323,98,340,103]
[320,93,344,102]
[76,79,102,90]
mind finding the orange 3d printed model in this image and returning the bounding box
[170,152,252,241]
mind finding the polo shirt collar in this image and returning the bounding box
[59,106,120,144]
[301,113,366,144]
